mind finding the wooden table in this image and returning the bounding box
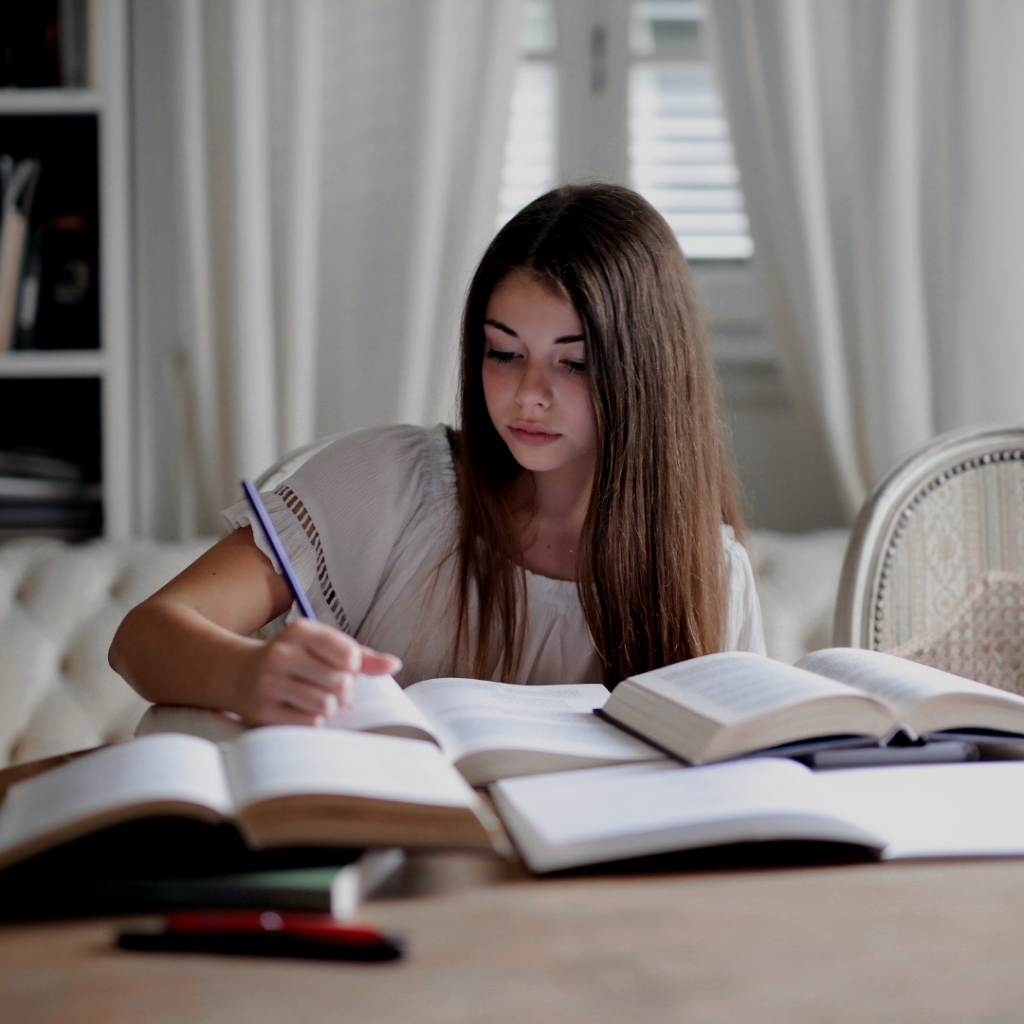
[3,846,1024,1024]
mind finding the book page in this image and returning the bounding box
[403,678,659,762]
[0,734,233,859]
[324,674,438,743]
[223,726,477,811]
[795,648,1024,720]
[491,758,889,873]
[818,762,1024,859]
[626,652,876,726]
[134,677,438,747]
[134,704,247,743]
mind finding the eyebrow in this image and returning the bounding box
[483,318,585,344]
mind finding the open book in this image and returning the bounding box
[597,647,1024,765]
[137,675,664,786]
[0,727,507,874]
[492,757,1024,874]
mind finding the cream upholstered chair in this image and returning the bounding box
[833,424,1024,692]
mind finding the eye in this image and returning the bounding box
[485,348,517,363]
[563,359,586,375]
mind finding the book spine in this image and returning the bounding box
[0,204,29,352]
[0,158,42,352]
[13,225,45,351]
[57,0,87,88]
[28,214,100,351]
[0,5,63,88]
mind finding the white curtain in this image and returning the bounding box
[707,0,1024,519]
[131,0,521,539]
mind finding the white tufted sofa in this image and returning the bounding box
[0,535,216,767]
[0,526,851,768]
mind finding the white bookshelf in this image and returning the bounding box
[0,0,133,539]
[0,351,107,377]
[0,91,102,115]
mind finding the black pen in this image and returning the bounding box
[242,478,318,620]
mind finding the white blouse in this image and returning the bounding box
[222,424,766,686]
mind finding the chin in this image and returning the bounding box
[507,445,575,475]
[509,449,551,471]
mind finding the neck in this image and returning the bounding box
[533,473,590,533]
[510,462,594,582]
[514,457,593,528]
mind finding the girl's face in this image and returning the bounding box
[481,271,597,486]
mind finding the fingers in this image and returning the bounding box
[291,621,402,677]
[241,676,339,727]
[262,638,354,700]
[275,677,340,717]
[239,620,403,727]
[279,620,403,680]
[360,648,404,676]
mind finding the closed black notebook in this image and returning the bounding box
[0,817,410,922]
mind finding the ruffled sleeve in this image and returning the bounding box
[722,525,767,655]
[221,424,453,636]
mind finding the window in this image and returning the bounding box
[498,1,558,224]
[629,1,752,259]
[498,0,753,263]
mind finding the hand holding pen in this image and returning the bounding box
[238,479,402,726]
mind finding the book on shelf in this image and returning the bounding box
[0,474,91,501]
[491,756,1024,874]
[0,156,42,352]
[596,647,1024,766]
[136,674,665,787]
[0,448,83,482]
[56,0,88,88]
[0,846,406,922]
[0,0,89,88]
[0,452,99,525]
[12,221,45,350]
[0,484,102,532]
[0,525,101,542]
[16,213,99,351]
[0,727,509,876]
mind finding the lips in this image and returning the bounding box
[509,424,561,446]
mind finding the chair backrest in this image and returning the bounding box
[254,432,348,491]
[833,424,1024,692]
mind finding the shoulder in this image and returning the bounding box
[298,422,452,472]
[720,524,766,655]
[720,523,755,584]
[286,423,456,506]
[720,523,744,556]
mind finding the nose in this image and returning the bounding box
[515,359,552,408]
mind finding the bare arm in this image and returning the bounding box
[108,527,401,726]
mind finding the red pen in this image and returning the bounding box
[117,909,405,962]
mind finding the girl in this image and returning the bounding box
[109,182,765,725]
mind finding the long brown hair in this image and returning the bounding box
[451,182,742,686]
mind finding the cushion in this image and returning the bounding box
[0,536,215,766]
